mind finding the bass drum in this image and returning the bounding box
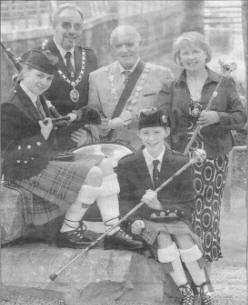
[73,142,134,226]
[73,142,134,167]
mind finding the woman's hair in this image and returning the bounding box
[172,31,212,66]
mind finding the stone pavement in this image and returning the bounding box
[0,245,179,305]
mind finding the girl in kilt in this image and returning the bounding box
[1,49,142,250]
[157,31,246,262]
[116,109,213,305]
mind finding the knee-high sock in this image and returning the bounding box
[158,242,188,287]
[179,245,206,286]
[96,173,120,235]
[61,166,102,232]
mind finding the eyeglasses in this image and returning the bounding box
[61,21,83,31]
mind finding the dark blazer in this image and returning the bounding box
[115,147,195,223]
[157,68,247,158]
[43,39,98,115]
[1,84,71,181]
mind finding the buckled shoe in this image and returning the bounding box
[56,219,100,249]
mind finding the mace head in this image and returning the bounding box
[219,59,237,76]
[191,149,206,164]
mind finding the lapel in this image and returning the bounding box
[159,147,174,183]
[74,46,82,77]
[134,149,154,190]
[110,61,125,99]
[46,39,70,77]
[15,85,41,123]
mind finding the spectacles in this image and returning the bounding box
[61,22,83,31]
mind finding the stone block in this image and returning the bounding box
[0,185,25,244]
[2,244,180,305]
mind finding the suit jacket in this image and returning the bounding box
[88,60,173,149]
[1,84,74,181]
[115,148,195,223]
[157,68,247,157]
[43,39,98,115]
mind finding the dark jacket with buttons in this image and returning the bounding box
[157,68,247,158]
[42,39,98,116]
[116,147,195,223]
[1,84,74,181]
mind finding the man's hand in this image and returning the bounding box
[100,118,111,136]
[197,110,220,127]
[142,189,162,210]
[71,128,90,147]
[131,220,145,235]
[39,118,53,140]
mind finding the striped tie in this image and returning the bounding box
[152,159,160,188]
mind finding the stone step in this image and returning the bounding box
[1,244,180,305]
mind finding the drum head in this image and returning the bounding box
[73,142,133,166]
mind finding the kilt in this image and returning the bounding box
[139,219,205,273]
[15,156,103,226]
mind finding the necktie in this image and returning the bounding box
[65,52,74,77]
[36,97,46,120]
[152,159,160,188]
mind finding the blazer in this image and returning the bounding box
[1,84,74,181]
[88,60,173,149]
[157,68,247,158]
[115,147,195,223]
[42,39,98,115]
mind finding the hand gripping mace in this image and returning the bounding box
[183,60,237,155]
[49,149,206,281]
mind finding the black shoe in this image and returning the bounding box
[56,220,101,249]
[178,283,195,305]
[104,228,143,250]
[198,283,212,305]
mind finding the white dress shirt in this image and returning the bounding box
[142,146,165,181]
[53,38,75,69]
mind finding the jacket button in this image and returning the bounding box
[18,145,21,150]
[36,142,41,146]
[16,160,21,163]
[27,145,31,149]
[23,160,28,164]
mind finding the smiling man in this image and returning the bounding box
[88,25,173,150]
[41,3,98,116]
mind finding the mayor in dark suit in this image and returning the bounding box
[42,3,98,115]
[116,109,213,305]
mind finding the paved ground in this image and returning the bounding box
[0,185,246,305]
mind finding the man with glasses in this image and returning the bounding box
[41,3,99,148]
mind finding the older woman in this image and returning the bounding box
[157,31,247,263]
[1,49,142,250]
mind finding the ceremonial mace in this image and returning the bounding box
[49,149,206,281]
[183,60,237,155]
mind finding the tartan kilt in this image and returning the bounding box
[15,157,103,225]
[141,220,202,249]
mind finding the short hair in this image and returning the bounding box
[110,25,141,46]
[172,31,212,66]
[52,3,84,27]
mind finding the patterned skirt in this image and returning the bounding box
[188,122,228,262]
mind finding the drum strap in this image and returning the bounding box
[105,60,145,141]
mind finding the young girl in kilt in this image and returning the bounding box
[116,109,213,305]
[1,49,142,250]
